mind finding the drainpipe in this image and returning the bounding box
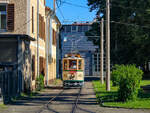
[37,0,39,77]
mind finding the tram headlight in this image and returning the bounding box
[63,74,67,78]
[78,74,82,77]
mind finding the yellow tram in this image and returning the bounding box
[62,53,84,87]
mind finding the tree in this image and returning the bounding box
[86,0,150,69]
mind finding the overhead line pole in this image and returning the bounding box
[100,18,104,84]
[106,0,110,91]
[54,0,56,12]
[37,0,39,77]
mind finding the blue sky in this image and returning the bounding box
[46,0,96,24]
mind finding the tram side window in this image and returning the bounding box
[78,60,82,70]
[64,60,67,70]
[69,60,77,69]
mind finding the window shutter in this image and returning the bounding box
[53,29,56,46]
[44,0,46,6]
[43,58,46,76]
[39,57,43,75]
[43,22,45,41]
[52,29,54,45]
[39,14,42,38]
[7,4,14,31]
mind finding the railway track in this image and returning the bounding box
[36,87,82,113]
[71,87,82,113]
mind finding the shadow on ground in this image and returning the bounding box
[84,76,100,81]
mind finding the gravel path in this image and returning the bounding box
[0,81,150,113]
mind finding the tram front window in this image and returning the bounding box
[64,60,67,70]
[78,60,82,70]
[69,60,77,69]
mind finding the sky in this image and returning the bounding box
[46,0,96,24]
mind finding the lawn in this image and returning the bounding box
[93,80,150,109]
[0,104,7,109]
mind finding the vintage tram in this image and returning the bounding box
[62,53,84,87]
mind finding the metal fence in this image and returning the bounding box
[0,67,21,104]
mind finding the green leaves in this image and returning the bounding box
[111,65,143,102]
[36,74,44,91]
[86,0,150,67]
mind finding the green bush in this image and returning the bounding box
[36,74,44,91]
[117,65,143,102]
[111,65,124,86]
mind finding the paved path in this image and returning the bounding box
[0,89,61,113]
[0,82,150,113]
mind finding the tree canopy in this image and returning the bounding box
[86,0,150,69]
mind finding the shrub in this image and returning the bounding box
[111,65,124,86]
[117,65,143,101]
[36,74,44,91]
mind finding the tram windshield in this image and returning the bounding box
[69,60,77,70]
[78,60,82,70]
[64,60,67,70]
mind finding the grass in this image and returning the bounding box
[12,91,39,101]
[93,80,150,109]
[53,79,63,85]
[0,104,7,109]
[140,80,150,86]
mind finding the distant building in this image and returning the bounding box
[60,22,99,76]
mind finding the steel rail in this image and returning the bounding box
[36,89,64,113]
[71,87,82,113]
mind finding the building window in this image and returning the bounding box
[32,55,35,80]
[40,57,46,76]
[52,29,56,46]
[71,26,76,32]
[78,25,83,32]
[83,25,88,32]
[39,14,45,40]
[32,6,34,33]
[0,5,7,30]
[66,26,71,32]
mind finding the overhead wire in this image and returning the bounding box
[59,0,149,12]
[61,0,89,9]
[56,0,65,20]
[61,19,150,29]
[14,0,150,31]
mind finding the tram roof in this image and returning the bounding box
[64,53,82,58]
[63,57,83,60]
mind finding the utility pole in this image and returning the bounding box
[100,18,104,84]
[54,0,56,12]
[37,0,39,77]
[106,0,110,91]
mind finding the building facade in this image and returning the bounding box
[45,7,61,85]
[60,23,99,76]
[0,0,61,92]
